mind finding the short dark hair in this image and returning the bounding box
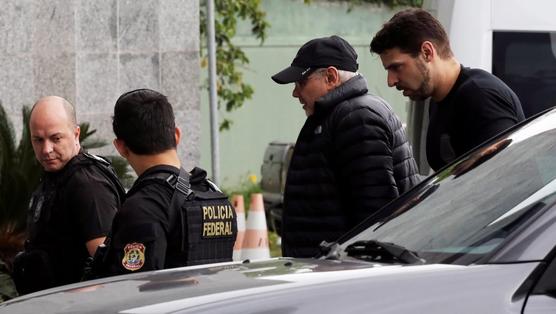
[370,8,452,58]
[113,88,176,155]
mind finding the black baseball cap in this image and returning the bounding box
[271,35,358,84]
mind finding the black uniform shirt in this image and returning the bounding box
[107,165,222,274]
[28,152,120,288]
[426,66,525,171]
[108,165,177,273]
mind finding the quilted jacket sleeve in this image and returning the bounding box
[332,104,400,226]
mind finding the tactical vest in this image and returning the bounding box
[128,167,237,267]
[14,152,125,294]
[27,153,126,245]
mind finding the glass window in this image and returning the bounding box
[340,110,556,265]
[492,31,556,117]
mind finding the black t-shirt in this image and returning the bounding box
[426,66,525,171]
[27,152,120,287]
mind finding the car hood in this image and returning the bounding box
[0,258,537,314]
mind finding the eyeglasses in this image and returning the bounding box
[295,68,326,88]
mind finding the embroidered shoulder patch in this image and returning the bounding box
[122,243,146,271]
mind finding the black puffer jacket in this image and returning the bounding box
[282,75,421,258]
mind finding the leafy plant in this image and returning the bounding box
[198,0,421,131]
[77,124,135,188]
[222,174,262,207]
[304,0,423,8]
[104,155,135,189]
[199,0,270,131]
[0,106,37,243]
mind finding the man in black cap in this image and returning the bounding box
[272,35,421,258]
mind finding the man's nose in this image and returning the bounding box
[42,141,53,154]
[387,71,398,87]
[292,84,300,98]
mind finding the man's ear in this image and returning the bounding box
[113,138,129,158]
[74,125,81,141]
[421,41,436,62]
[175,127,182,145]
[325,66,341,88]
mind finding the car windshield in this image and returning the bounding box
[338,109,556,265]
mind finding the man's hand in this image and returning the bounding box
[86,237,107,256]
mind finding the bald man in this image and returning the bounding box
[13,96,124,294]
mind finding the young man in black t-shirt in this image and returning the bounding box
[370,8,524,171]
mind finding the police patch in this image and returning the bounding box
[122,243,145,271]
[201,204,235,238]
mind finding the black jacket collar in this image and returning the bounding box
[313,74,368,117]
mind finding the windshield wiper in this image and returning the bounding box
[319,241,342,260]
[344,240,426,264]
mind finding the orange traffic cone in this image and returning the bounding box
[232,194,245,261]
[241,193,270,260]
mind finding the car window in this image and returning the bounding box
[340,110,556,265]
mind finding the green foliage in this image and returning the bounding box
[104,155,135,189]
[199,0,270,131]
[222,174,262,207]
[79,123,107,150]
[198,0,421,130]
[78,122,135,189]
[268,230,282,257]
[0,106,38,237]
[304,0,423,8]
[75,124,134,188]
[0,259,17,301]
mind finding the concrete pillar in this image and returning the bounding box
[0,0,200,169]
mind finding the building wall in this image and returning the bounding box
[200,0,410,188]
[0,0,200,170]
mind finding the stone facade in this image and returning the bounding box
[0,0,200,169]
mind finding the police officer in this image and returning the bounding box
[98,89,236,275]
[13,96,124,294]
